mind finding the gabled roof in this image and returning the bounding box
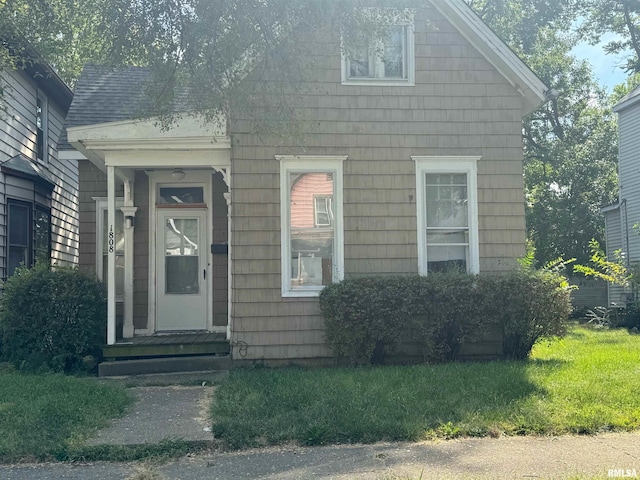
[1,26,73,111]
[613,85,640,113]
[63,0,548,144]
[60,65,192,150]
[430,0,548,116]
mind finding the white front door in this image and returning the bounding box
[156,209,208,331]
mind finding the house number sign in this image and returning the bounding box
[108,225,115,253]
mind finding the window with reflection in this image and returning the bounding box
[289,173,334,289]
[158,186,204,205]
[164,217,200,294]
[280,156,344,296]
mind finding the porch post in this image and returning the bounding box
[121,179,137,339]
[106,165,117,345]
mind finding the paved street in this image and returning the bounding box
[2,432,639,479]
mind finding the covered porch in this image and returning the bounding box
[67,115,233,349]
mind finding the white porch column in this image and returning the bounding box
[121,178,137,338]
[106,165,117,345]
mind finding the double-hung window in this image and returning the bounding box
[6,199,51,278]
[342,13,414,85]
[413,156,480,274]
[278,156,345,297]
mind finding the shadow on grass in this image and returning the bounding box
[211,357,568,449]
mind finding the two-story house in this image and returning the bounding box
[0,33,78,283]
[602,85,640,307]
[62,0,550,369]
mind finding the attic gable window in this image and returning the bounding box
[342,14,415,86]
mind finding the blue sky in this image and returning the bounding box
[570,33,631,92]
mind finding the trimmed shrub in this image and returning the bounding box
[480,271,570,359]
[320,276,415,364]
[0,262,106,373]
[408,272,487,362]
[320,271,571,365]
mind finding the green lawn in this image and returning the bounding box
[0,372,132,461]
[211,326,640,449]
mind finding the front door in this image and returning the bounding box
[156,209,208,331]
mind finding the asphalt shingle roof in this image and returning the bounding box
[61,65,191,150]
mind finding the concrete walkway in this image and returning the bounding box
[87,385,215,445]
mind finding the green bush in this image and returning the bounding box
[320,276,415,364]
[0,262,106,373]
[319,271,571,364]
[478,271,570,359]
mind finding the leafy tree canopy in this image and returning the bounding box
[2,0,638,266]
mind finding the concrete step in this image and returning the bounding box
[98,354,232,377]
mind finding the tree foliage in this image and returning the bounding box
[578,0,640,74]
[468,0,621,266]
[1,0,637,267]
[1,0,419,127]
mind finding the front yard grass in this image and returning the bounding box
[0,371,132,462]
[211,326,640,449]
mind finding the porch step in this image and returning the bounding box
[102,333,229,359]
[98,354,232,377]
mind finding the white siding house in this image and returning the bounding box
[0,37,77,281]
[603,86,640,306]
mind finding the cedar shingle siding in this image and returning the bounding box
[230,5,526,360]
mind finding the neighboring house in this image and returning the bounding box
[63,0,550,363]
[0,35,77,282]
[602,85,640,307]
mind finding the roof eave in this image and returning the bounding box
[613,92,640,113]
[429,0,548,117]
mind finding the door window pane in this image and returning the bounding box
[290,173,334,288]
[165,218,199,294]
[158,187,204,205]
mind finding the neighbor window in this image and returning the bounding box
[6,199,51,278]
[413,156,480,274]
[36,94,47,162]
[342,18,414,85]
[95,197,125,299]
[278,156,346,297]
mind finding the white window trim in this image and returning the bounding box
[341,19,415,86]
[277,155,346,297]
[413,156,481,275]
[94,196,124,301]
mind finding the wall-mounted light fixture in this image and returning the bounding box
[171,168,186,180]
